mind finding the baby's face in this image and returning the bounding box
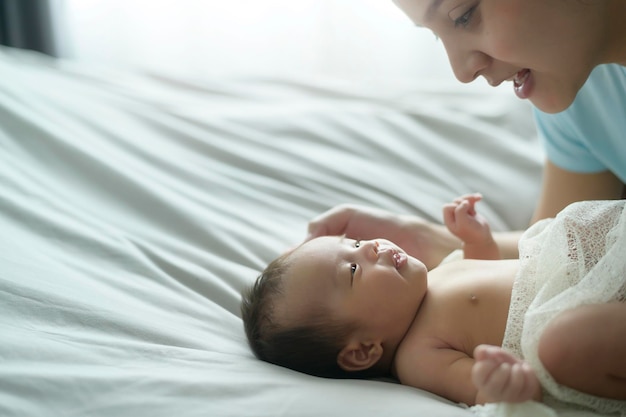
[274,236,428,342]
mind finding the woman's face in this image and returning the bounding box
[393,0,610,113]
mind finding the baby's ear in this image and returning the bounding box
[337,340,383,372]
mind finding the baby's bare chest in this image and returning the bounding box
[407,259,518,355]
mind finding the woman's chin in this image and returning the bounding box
[530,93,577,114]
[529,79,582,114]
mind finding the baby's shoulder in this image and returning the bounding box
[394,323,456,372]
[394,332,445,374]
[393,337,475,404]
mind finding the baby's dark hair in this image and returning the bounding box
[241,251,381,379]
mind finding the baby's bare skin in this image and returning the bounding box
[394,259,519,405]
[279,196,625,406]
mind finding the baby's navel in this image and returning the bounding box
[469,293,478,303]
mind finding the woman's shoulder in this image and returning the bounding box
[579,64,626,103]
[533,64,626,178]
[588,63,626,86]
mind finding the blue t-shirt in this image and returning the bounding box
[533,64,626,183]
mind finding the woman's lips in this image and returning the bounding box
[513,69,532,99]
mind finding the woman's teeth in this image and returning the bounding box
[513,69,530,87]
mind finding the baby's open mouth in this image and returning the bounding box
[393,251,407,269]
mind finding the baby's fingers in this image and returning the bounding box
[473,347,540,403]
[453,193,482,214]
[472,358,500,389]
[480,362,514,400]
[442,203,458,229]
[504,363,527,399]
[474,345,519,365]
[455,200,474,221]
[453,193,482,204]
[515,362,541,401]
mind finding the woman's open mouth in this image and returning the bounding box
[513,69,532,99]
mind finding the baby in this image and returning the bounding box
[241,195,626,412]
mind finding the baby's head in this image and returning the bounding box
[241,236,428,379]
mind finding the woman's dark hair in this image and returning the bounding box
[241,252,381,379]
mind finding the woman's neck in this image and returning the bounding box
[606,0,626,65]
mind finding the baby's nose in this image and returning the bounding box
[377,243,395,257]
[361,239,379,259]
[375,244,400,267]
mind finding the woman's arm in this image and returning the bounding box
[491,230,524,259]
[306,160,623,268]
[492,160,623,260]
[531,160,624,223]
[306,204,462,270]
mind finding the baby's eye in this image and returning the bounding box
[350,263,357,285]
[355,240,361,248]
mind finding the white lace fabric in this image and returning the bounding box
[502,200,626,415]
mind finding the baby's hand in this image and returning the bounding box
[442,193,491,245]
[472,345,541,403]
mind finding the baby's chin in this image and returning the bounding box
[405,256,428,279]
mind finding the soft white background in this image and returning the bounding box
[59,0,459,82]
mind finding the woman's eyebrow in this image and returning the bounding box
[424,0,444,23]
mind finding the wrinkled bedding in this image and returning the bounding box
[0,46,550,417]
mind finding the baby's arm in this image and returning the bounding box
[396,345,480,406]
[443,193,500,260]
[472,345,542,403]
[398,344,541,406]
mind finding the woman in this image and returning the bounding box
[306,0,626,270]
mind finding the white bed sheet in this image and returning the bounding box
[0,46,545,417]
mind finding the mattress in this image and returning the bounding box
[0,46,548,417]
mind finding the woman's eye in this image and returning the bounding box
[454,6,475,28]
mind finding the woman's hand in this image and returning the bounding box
[306,204,461,270]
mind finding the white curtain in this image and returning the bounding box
[62,0,453,81]
[0,0,68,56]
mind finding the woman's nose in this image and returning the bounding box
[445,43,491,84]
